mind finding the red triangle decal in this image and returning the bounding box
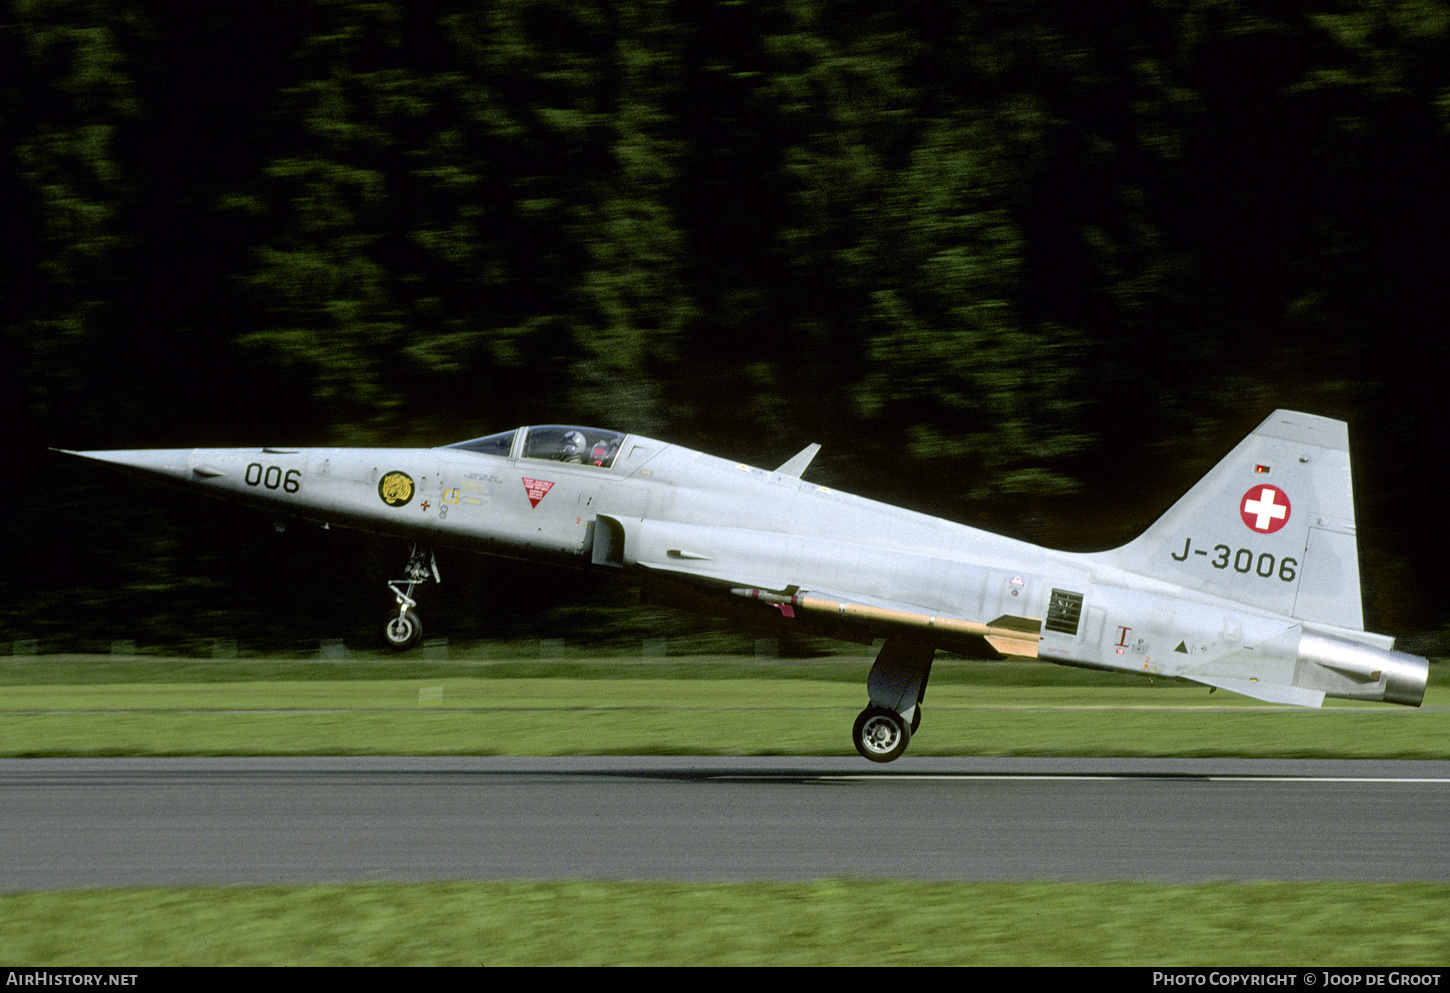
[521,477,555,508]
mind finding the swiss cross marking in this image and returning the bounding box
[522,477,555,508]
[1240,484,1290,533]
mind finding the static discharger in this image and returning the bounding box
[730,587,1042,658]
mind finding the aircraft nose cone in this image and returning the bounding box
[56,448,196,483]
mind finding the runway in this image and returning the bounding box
[2,757,1448,890]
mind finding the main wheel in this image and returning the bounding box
[381,610,423,651]
[853,706,911,763]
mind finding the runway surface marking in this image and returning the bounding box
[711,773,1450,783]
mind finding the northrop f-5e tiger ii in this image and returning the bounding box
[62,410,1429,761]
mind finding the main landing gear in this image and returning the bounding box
[380,544,439,651]
[852,640,935,763]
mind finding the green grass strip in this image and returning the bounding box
[2,880,1447,966]
[0,665,1445,757]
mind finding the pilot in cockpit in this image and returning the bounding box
[561,430,587,463]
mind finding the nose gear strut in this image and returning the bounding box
[380,544,439,651]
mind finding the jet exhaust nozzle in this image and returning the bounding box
[1297,631,1429,708]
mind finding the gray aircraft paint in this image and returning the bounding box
[62,411,1429,761]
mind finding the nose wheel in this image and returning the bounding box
[380,544,438,652]
[853,706,911,763]
[381,609,423,651]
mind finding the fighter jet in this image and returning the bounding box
[60,410,1429,761]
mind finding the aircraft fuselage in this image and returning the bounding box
[65,411,1430,761]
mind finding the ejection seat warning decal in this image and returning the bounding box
[379,471,415,507]
[522,478,555,508]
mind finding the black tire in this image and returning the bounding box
[381,610,423,651]
[853,706,911,763]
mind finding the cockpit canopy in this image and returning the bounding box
[445,430,516,456]
[444,425,626,469]
[523,425,624,467]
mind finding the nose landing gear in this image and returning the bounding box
[380,544,439,651]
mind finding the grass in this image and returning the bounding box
[2,880,1448,966]
[0,653,1445,758]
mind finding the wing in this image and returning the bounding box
[612,516,1042,657]
[732,586,1042,658]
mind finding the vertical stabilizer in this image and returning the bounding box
[1112,410,1364,630]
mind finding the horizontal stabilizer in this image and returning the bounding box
[1188,674,1326,708]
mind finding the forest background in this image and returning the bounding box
[3,0,1447,653]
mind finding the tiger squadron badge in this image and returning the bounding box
[378,471,415,507]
